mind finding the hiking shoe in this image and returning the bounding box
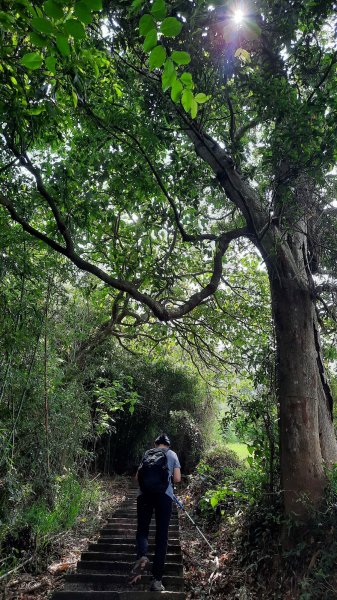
[150,579,165,591]
[128,556,150,585]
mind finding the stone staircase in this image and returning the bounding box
[52,485,185,600]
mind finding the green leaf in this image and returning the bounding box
[181,88,193,112]
[43,0,63,20]
[29,32,48,47]
[161,59,176,91]
[56,34,70,56]
[82,0,102,10]
[234,47,251,63]
[171,50,191,65]
[190,98,198,118]
[210,496,218,508]
[143,28,157,52]
[20,52,43,70]
[32,16,54,34]
[160,17,182,37]
[64,18,85,40]
[139,14,155,36]
[45,55,56,73]
[72,89,78,108]
[171,79,183,102]
[74,2,92,25]
[130,0,144,13]
[27,106,46,115]
[180,72,193,88]
[151,0,166,20]
[0,11,15,30]
[195,93,209,104]
[93,60,99,77]
[149,45,166,70]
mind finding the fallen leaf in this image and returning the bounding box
[48,561,75,574]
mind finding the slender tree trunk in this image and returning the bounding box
[44,279,52,475]
[270,274,337,515]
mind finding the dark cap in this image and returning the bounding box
[155,433,171,446]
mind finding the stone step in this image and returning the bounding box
[108,515,179,521]
[82,551,182,563]
[89,542,181,553]
[53,592,185,600]
[77,560,183,575]
[100,527,180,536]
[105,521,179,529]
[97,536,180,544]
[51,481,185,600]
[65,573,184,591]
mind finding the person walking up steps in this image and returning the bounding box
[128,433,181,592]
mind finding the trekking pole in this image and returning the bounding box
[173,494,218,557]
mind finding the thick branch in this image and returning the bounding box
[234,119,259,142]
[184,125,304,282]
[0,193,168,319]
[7,145,74,251]
[168,226,249,319]
[0,194,248,321]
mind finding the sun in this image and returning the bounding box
[232,7,245,25]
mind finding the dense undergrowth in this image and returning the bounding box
[0,472,101,577]
[180,445,337,600]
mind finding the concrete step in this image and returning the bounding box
[108,514,179,521]
[66,573,184,591]
[53,593,185,600]
[97,536,180,544]
[100,528,180,537]
[104,522,179,530]
[51,481,185,600]
[82,551,182,563]
[77,560,183,575]
[105,517,179,524]
[89,542,181,553]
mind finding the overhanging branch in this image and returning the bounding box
[0,193,248,321]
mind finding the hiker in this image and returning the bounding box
[129,433,181,592]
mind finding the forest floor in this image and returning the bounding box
[1,476,129,600]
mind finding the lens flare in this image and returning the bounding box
[233,8,245,24]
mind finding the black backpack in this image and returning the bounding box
[138,448,169,494]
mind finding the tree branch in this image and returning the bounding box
[7,143,74,252]
[81,101,218,243]
[234,119,259,142]
[307,50,337,104]
[0,194,248,321]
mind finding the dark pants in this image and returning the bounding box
[136,492,172,581]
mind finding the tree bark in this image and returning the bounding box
[185,128,337,515]
[270,274,337,515]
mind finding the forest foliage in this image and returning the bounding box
[1,0,337,588]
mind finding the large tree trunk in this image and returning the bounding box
[187,129,337,516]
[270,274,337,516]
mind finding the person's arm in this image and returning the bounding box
[173,467,181,483]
